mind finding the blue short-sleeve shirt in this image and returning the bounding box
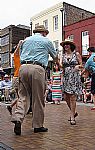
[20,33,57,67]
[85,53,95,74]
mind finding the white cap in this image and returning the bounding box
[4,74,9,78]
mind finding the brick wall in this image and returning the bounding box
[64,16,95,55]
[1,25,30,68]
[64,2,95,26]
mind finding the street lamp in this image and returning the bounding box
[30,22,32,36]
[60,8,65,41]
[9,27,11,67]
[60,7,65,64]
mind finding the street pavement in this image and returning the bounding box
[0,101,95,150]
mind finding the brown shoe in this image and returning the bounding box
[14,121,21,135]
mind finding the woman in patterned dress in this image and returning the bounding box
[60,39,83,125]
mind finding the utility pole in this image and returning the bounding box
[30,22,32,36]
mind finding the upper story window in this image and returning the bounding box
[53,15,58,31]
[0,38,1,46]
[43,19,48,30]
[82,13,84,19]
[1,52,9,64]
[35,23,39,27]
[82,31,89,55]
[53,40,59,51]
[67,35,74,41]
[1,35,9,46]
[82,31,89,36]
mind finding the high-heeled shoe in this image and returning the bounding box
[70,119,76,125]
[68,112,78,121]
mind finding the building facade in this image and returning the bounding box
[1,25,30,72]
[64,15,95,62]
[30,2,95,61]
[0,29,1,65]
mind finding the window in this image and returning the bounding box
[53,40,59,51]
[1,35,9,46]
[1,52,9,64]
[0,38,1,50]
[0,38,1,45]
[67,35,74,41]
[43,20,48,30]
[53,15,58,31]
[82,13,84,19]
[10,54,14,67]
[82,31,88,36]
[82,31,89,55]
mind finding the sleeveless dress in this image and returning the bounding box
[62,51,82,95]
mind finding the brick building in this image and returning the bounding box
[0,29,1,64]
[64,15,95,62]
[63,3,95,26]
[30,2,95,64]
[1,25,30,73]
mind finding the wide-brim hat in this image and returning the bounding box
[60,39,76,49]
[87,47,95,52]
[33,25,49,35]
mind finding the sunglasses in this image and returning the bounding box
[64,44,70,47]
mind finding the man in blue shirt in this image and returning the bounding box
[11,25,59,135]
[82,47,95,110]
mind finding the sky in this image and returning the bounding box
[0,0,95,29]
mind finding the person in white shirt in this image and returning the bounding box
[1,74,12,101]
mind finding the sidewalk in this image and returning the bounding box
[0,101,95,150]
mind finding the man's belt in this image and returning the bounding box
[21,61,46,70]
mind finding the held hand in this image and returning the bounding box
[56,61,63,68]
[75,65,83,71]
[74,65,80,70]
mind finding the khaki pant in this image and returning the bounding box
[4,88,11,100]
[11,64,46,128]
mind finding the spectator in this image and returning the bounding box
[7,40,32,115]
[1,74,12,101]
[51,64,62,105]
[7,41,22,114]
[82,47,95,110]
[45,80,52,102]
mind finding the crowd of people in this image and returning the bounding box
[1,25,95,135]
